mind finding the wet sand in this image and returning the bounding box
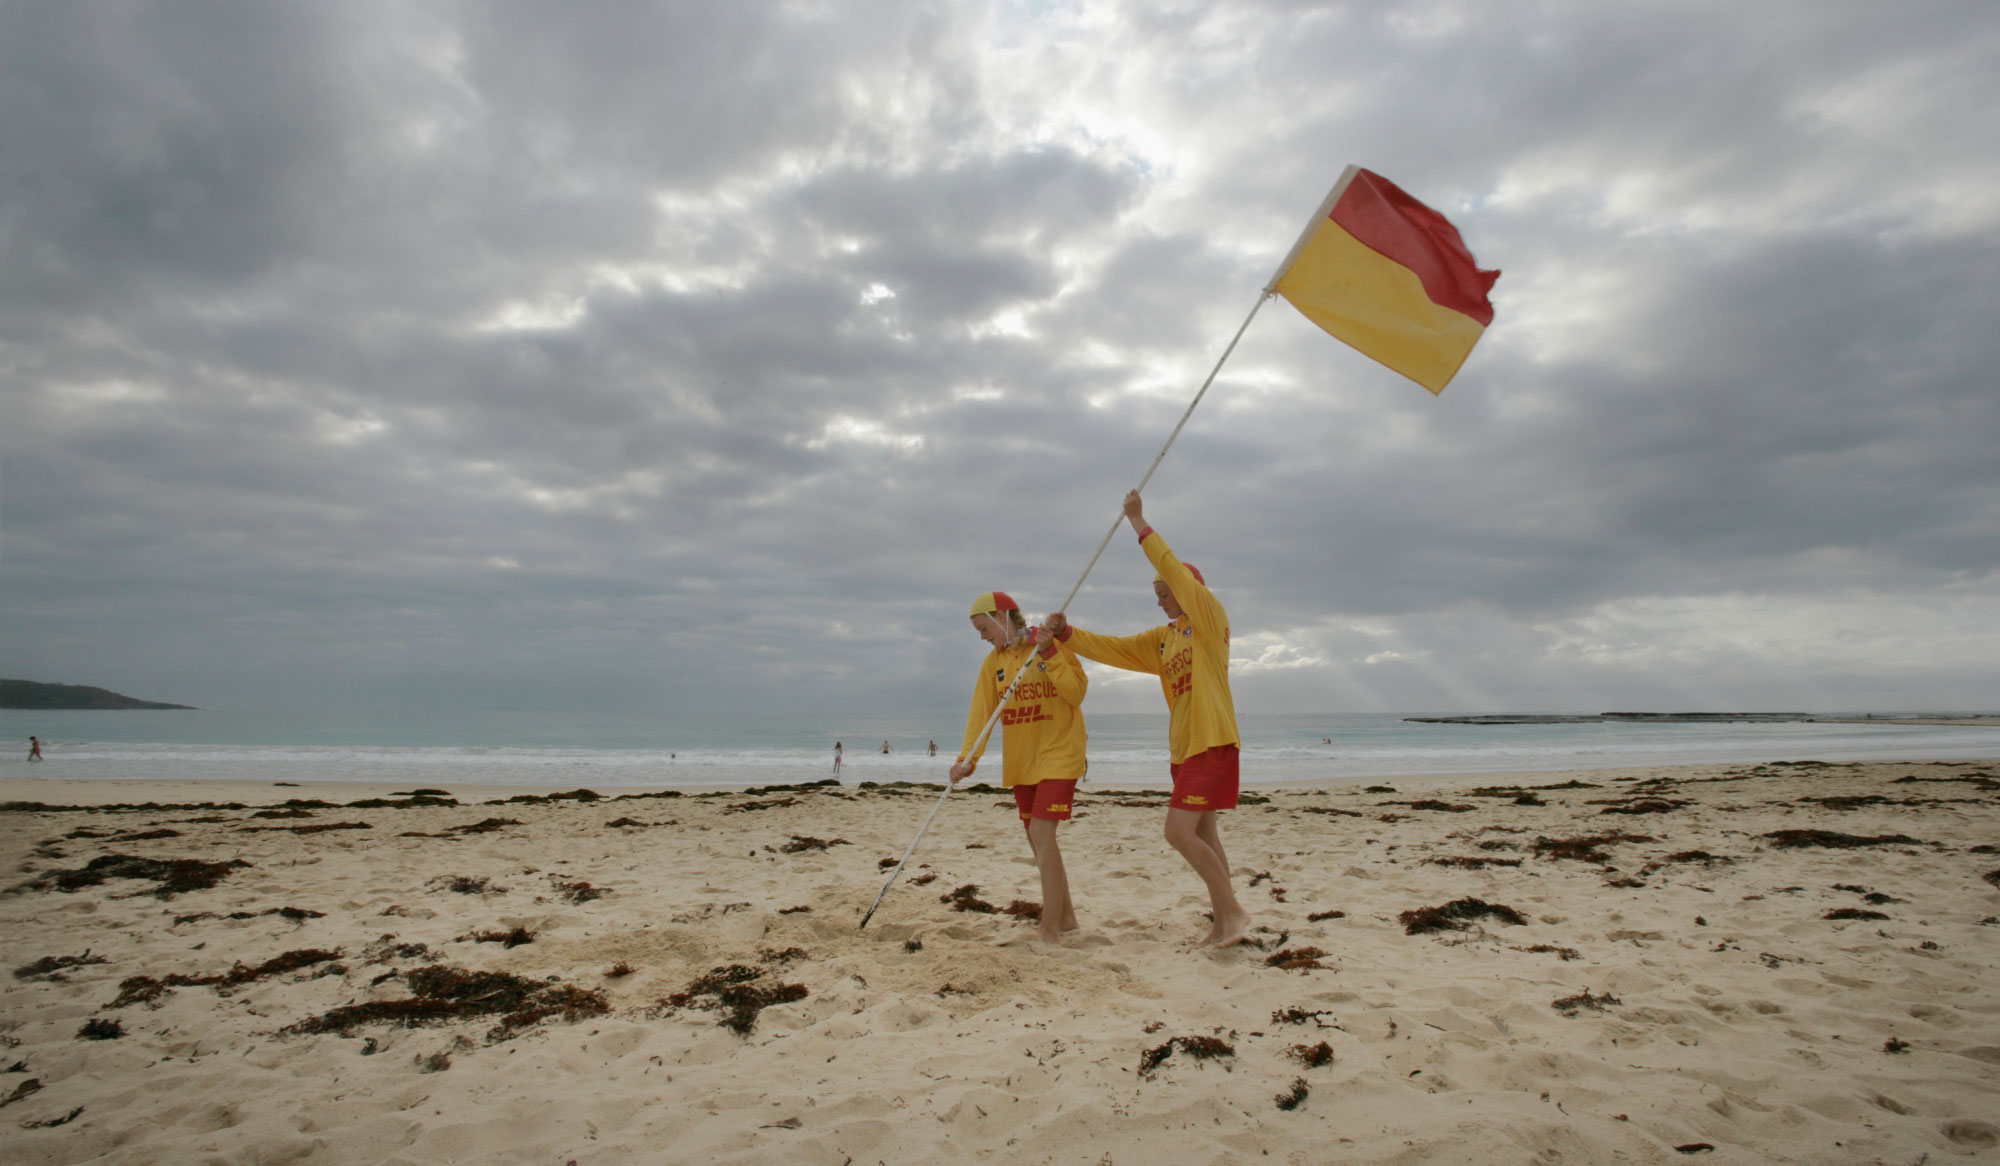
[4,758,1998,1163]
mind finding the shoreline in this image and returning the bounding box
[5,756,1997,1162]
[8,751,2000,810]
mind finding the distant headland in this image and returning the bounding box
[1,679,197,710]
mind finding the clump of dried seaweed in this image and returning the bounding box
[1275,1078,1310,1110]
[14,951,108,981]
[428,875,503,895]
[401,817,522,840]
[15,854,251,898]
[941,884,998,913]
[466,927,535,947]
[1271,1008,1336,1029]
[1306,909,1346,922]
[284,964,609,1044]
[1594,799,1690,815]
[1423,855,1523,869]
[548,874,606,903]
[661,964,808,1036]
[172,905,323,925]
[77,1018,124,1041]
[1288,1041,1335,1068]
[725,797,800,814]
[1552,989,1621,1015]
[1762,830,1921,849]
[1137,1034,1234,1079]
[1823,908,1890,921]
[1398,898,1528,935]
[485,789,601,806]
[776,836,849,853]
[106,828,182,842]
[1511,943,1581,961]
[1377,800,1475,813]
[109,948,346,1008]
[1264,947,1330,972]
[1530,833,1656,865]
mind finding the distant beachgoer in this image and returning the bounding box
[928,740,937,757]
[28,736,42,762]
[834,741,843,776]
[952,590,1088,946]
[881,739,891,754]
[1043,489,1248,948]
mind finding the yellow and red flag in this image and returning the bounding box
[1268,166,1499,394]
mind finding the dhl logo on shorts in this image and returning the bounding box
[1047,802,1070,813]
[1183,794,1209,806]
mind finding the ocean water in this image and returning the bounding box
[4,708,1998,792]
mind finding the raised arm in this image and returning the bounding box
[1044,611,1164,675]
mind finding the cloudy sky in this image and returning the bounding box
[4,1,1997,719]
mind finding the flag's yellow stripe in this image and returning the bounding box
[1273,219,1487,394]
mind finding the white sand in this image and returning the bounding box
[4,759,1998,1164]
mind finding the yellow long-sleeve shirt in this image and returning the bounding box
[956,635,1088,787]
[1059,529,1239,764]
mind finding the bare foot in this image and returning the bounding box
[1198,908,1252,949]
[1036,924,1064,946]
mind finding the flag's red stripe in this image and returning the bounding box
[1329,169,1498,327]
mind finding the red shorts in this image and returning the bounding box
[1013,779,1078,822]
[1169,745,1239,811]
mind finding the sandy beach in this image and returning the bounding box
[4,759,1997,1164]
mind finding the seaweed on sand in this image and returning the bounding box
[548,875,605,903]
[1530,833,1656,865]
[1275,1078,1310,1110]
[1762,829,1922,849]
[14,951,108,980]
[400,817,522,839]
[1510,944,1581,961]
[1377,800,1475,813]
[1423,855,1523,870]
[1398,898,1528,935]
[1137,1035,1234,1079]
[1288,1041,1335,1068]
[466,927,535,947]
[1823,908,1891,921]
[1264,947,1330,972]
[1594,799,1690,815]
[941,884,998,914]
[77,1018,124,1041]
[662,964,808,1036]
[428,875,503,895]
[776,836,848,853]
[725,797,800,814]
[1552,989,1621,1015]
[109,948,345,1008]
[284,964,609,1044]
[15,854,250,898]
[484,789,601,806]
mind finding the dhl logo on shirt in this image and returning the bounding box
[1000,703,1052,727]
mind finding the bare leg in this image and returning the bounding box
[1195,811,1230,880]
[1025,818,1074,944]
[1164,808,1249,947]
